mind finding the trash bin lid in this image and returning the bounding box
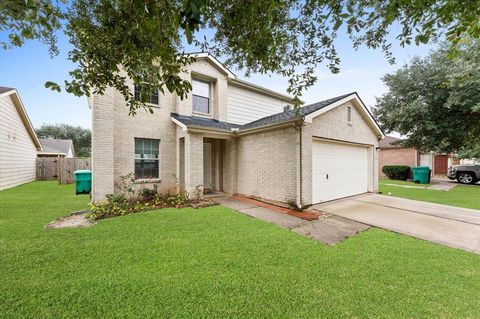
[74,169,92,174]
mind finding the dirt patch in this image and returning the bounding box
[46,210,96,229]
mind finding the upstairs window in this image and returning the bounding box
[134,138,160,179]
[134,84,159,105]
[192,79,210,114]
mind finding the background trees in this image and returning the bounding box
[373,39,480,159]
[35,123,91,158]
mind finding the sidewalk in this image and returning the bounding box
[214,196,369,245]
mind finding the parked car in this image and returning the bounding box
[447,163,480,184]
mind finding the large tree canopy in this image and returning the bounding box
[373,39,480,159]
[1,0,480,114]
[35,123,91,158]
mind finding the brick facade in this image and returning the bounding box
[90,57,381,207]
[378,147,417,177]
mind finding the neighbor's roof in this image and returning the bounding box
[171,92,356,133]
[379,136,404,149]
[38,138,74,156]
[0,86,15,95]
[0,86,42,149]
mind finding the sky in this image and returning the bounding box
[0,24,437,130]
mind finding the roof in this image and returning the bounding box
[0,86,15,95]
[171,113,240,131]
[188,52,295,102]
[171,93,357,133]
[0,87,42,149]
[379,136,405,149]
[38,138,74,156]
[241,93,354,130]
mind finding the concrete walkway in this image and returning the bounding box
[214,197,369,245]
[314,194,480,253]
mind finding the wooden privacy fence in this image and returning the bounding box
[36,158,91,184]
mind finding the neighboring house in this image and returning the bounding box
[37,138,75,158]
[89,53,384,207]
[0,87,42,191]
[379,136,452,177]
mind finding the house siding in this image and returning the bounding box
[226,83,289,124]
[0,94,37,190]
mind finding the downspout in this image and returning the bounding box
[294,123,303,210]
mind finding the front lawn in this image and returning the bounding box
[2,181,480,318]
[379,179,480,210]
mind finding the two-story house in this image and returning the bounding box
[89,53,384,208]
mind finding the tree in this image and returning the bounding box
[2,0,480,114]
[35,123,92,158]
[373,38,480,159]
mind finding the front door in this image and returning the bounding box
[203,143,212,190]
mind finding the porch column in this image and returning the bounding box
[184,133,204,196]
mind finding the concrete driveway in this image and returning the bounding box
[313,193,480,253]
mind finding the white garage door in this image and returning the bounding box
[312,140,368,203]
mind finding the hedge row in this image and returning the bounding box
[382,165,411,180]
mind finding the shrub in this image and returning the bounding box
[382,165,411,180]
[141,188,157,202]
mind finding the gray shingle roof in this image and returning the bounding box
[0,86,15,94]
[38,138,74,155]
[171,113,240,130]
[171,92,356,132]
[240,93,354,130]
[379,136,404,149]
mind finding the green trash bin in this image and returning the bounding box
[412,166,431,184]
[74,170,92,194]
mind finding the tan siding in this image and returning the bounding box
[227,84,288,124]
[0,95,37,190]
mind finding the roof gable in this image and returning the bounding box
[38,138,75,155]
[304,93,384,138]
[0,87,42,150]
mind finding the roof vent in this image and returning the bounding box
[283,105,292,112]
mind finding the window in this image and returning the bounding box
[192,79,210,114]
[134,138,160,179]
[134,84,159,105]
[347,106,352,124]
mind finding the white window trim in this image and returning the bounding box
[192,78,211,115]
[347,105,353,125]
[134,138,161,180]
[133,84,160,107]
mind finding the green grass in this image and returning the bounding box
[2,181,480,318]
[379,179,480,210]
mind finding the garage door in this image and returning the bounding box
[312,140,368,203]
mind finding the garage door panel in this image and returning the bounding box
[312,140,368,203]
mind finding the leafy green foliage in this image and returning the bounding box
[373,39,480,158]
[35,123,91,157]
[88,189,191,220]
[382,165,411,181]
[2,1,480,113]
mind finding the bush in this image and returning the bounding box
[141,188,157,202]
[382,165,411,180]
[87,192,194,220]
